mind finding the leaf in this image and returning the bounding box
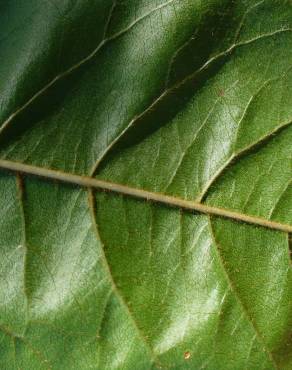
[0,1,291,369]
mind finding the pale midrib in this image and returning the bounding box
[0,159,291,234]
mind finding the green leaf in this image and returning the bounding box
[0,1,291,369]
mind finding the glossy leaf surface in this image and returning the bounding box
[0,1,291,369]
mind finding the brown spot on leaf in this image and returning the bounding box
[184,351,191,360]
[218,89,225,97]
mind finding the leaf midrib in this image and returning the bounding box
[0,158,290,234]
